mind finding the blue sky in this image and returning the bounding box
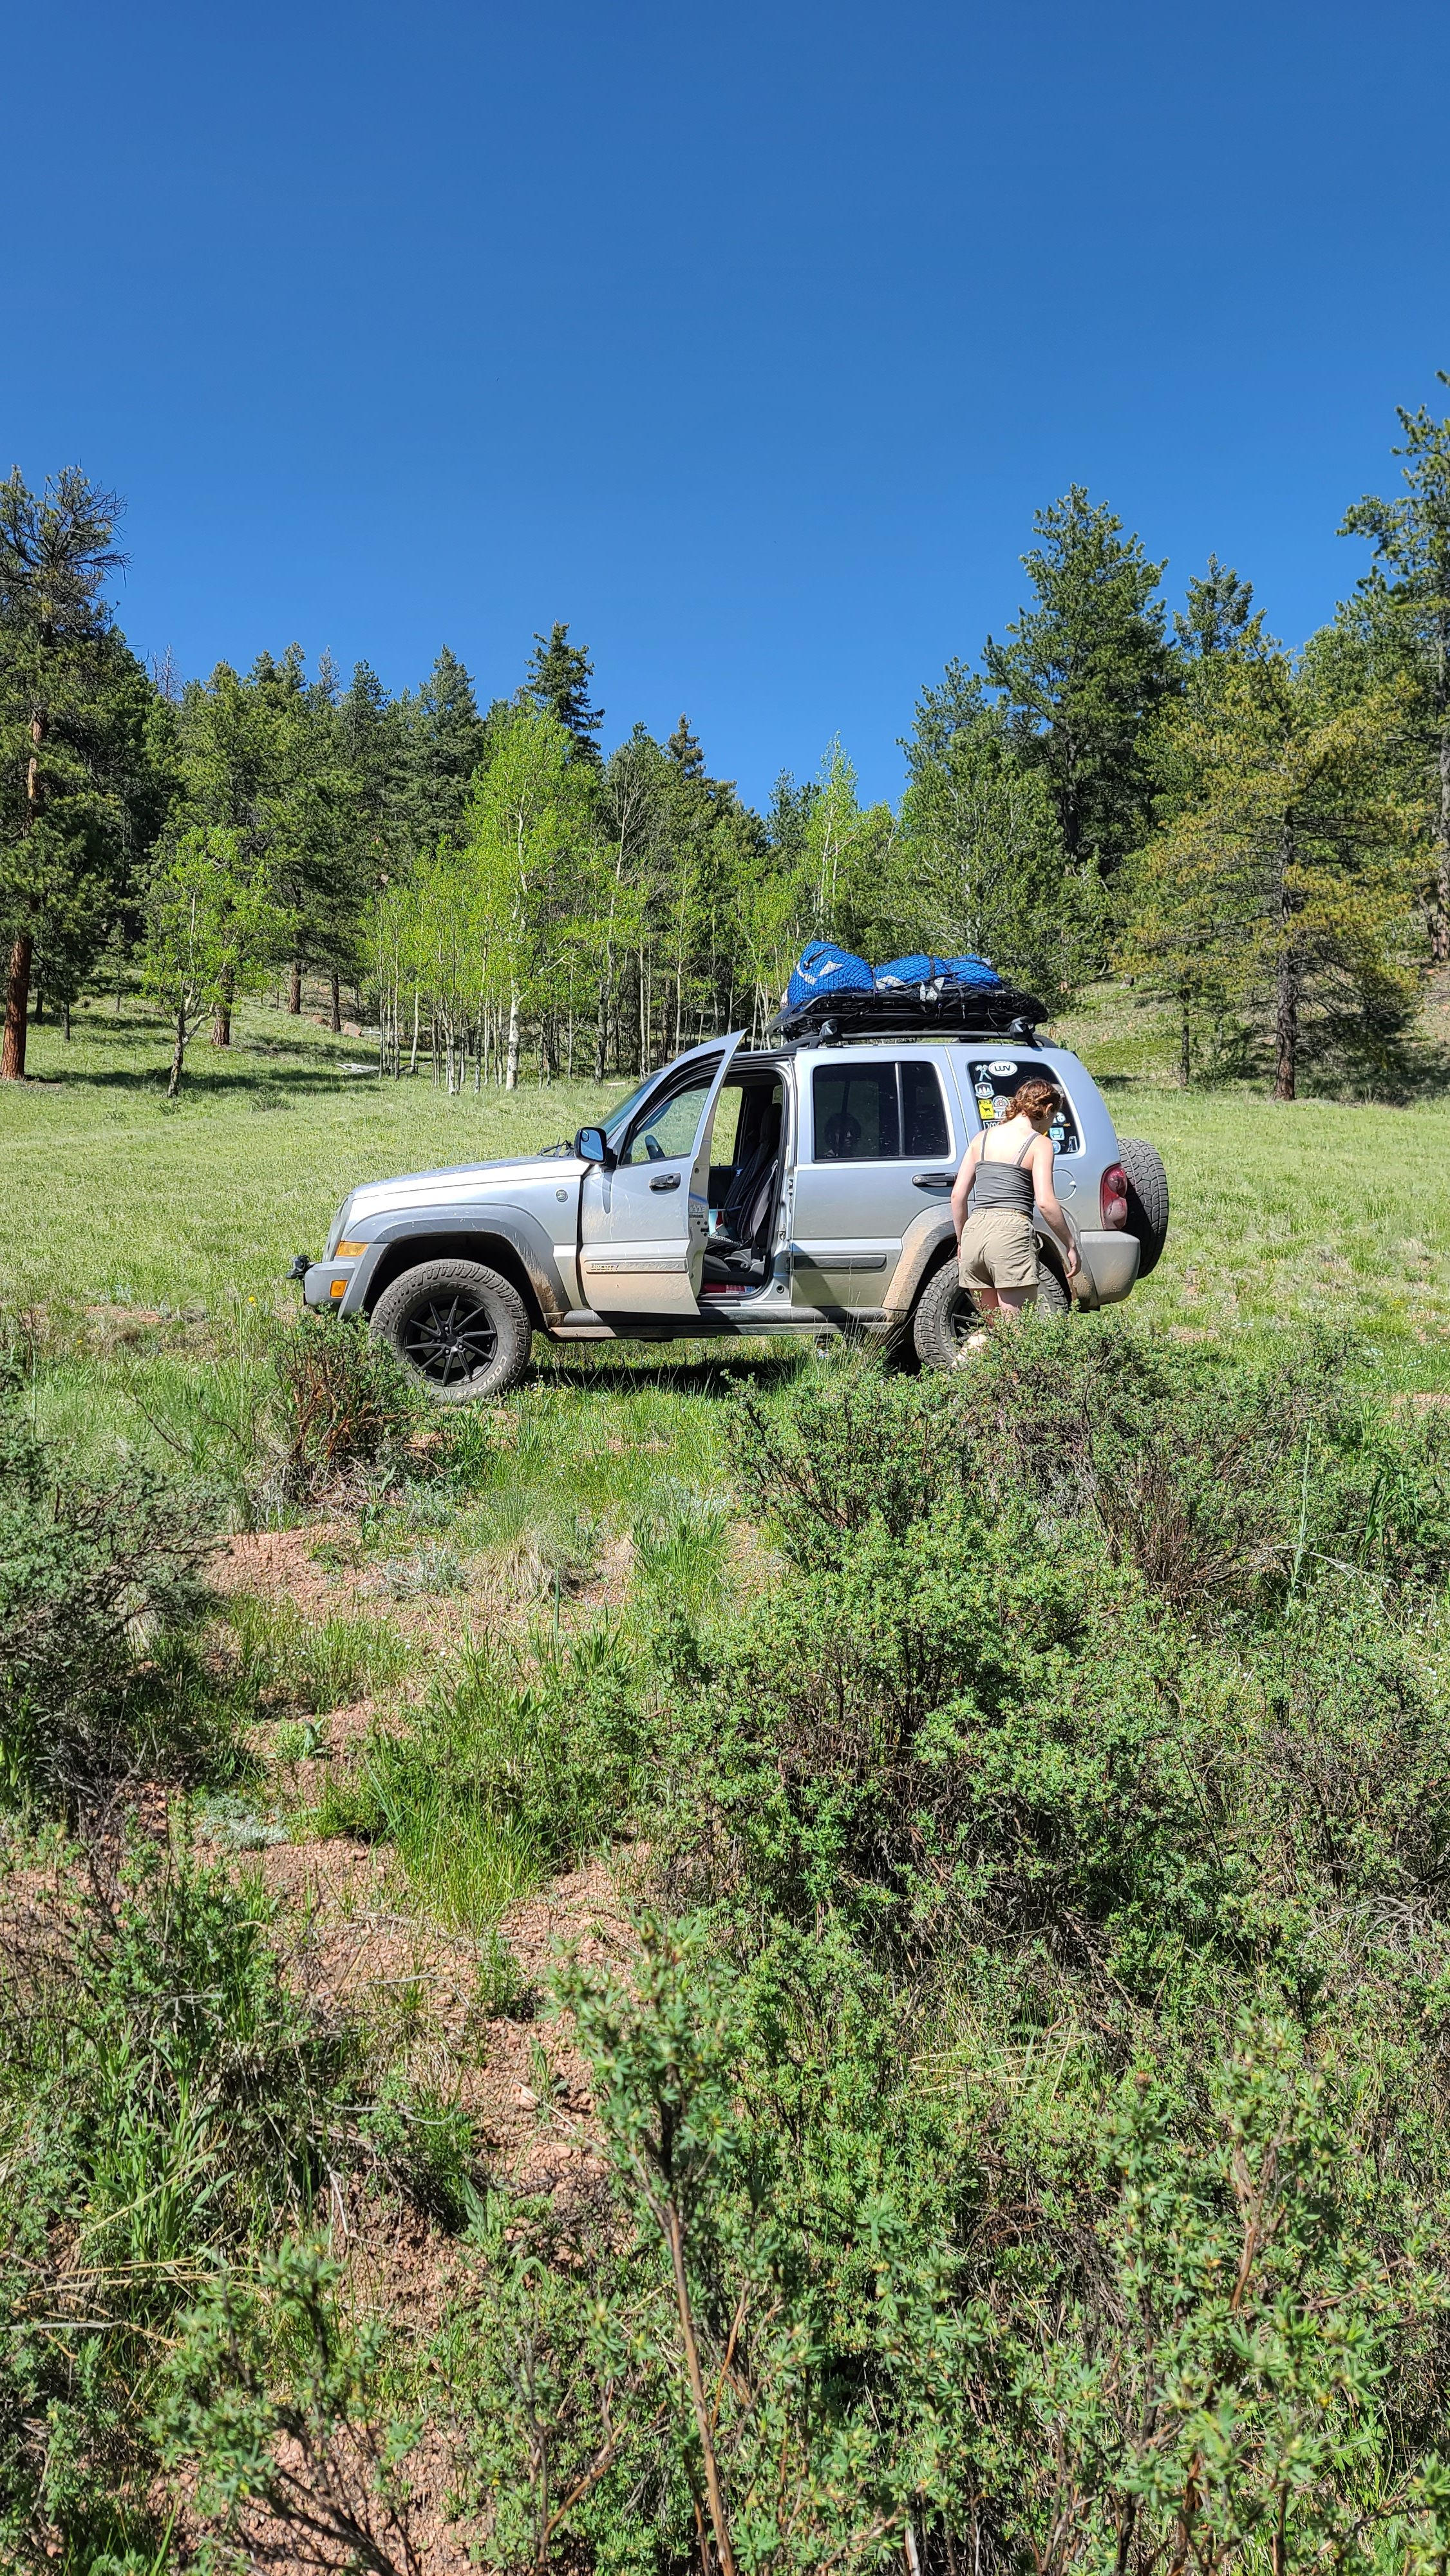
[11,0,1449,807]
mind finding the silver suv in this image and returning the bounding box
[297,1030,1168,1399]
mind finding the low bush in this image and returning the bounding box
[0,1365,225,1828]
[456,1919,1450,2576]
[270,1312,423,1504]
[0,1851,481,2565]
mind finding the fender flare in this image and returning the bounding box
[340,1205,572,1327]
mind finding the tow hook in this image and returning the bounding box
[287,1254,312,1282]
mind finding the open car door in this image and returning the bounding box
[579,1035,744,1319]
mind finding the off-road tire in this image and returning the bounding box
[370,1259,532,1403]
[912,1253,1069,1368]
[1116,1137,1170,1278]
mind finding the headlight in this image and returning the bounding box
[326,1196,355,1257]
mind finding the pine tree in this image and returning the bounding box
[897,674,1102,1002]
[1121,656,1422,1099]
[1174,556,1269,663]
[400,647,488,851]
[525,623,603,765]
[667,713,704,777]
[0,469,136,1077]
[1340,379,1450,960]
[984,487,1179,874]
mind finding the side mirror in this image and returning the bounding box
[574,1125,612,1168]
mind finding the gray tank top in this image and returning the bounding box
[972,1130,1037,1215]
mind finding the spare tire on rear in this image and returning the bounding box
[1116,1137,1169,1278]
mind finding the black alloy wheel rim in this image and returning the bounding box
[400,1291,499,1385]
[946,1289,979,1345]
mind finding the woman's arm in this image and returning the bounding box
[950,1134,982,1242]
[1030,1135,1079,1276]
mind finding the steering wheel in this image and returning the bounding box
[645,1133,666,1162]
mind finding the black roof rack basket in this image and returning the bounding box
[766,980,1046,1044]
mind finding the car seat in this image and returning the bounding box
[704,1104,781,1282]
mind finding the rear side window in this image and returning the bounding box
[901,1061,948,1155]
[813,1060,950,1160]
[966,1054,1080,1154]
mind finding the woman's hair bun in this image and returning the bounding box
[1006,1075,1064,1122]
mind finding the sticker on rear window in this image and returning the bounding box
[988,1059,1017,1075]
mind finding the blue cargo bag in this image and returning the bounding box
[786,941,876,1012]
[874,952,1003,993]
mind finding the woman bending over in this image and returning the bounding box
[950,1074,1078,1323]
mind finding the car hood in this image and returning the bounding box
[336,1151,579,1237]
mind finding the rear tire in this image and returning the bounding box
[1116,1138,1169,1278]
[912,1255,1070,1370]
[370,1259,532,1403]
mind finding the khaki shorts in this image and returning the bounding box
[958,1207,1040,1293]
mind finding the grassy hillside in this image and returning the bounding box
[5,985,1449,1388]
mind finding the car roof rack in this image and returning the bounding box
[764,982,1046,1045]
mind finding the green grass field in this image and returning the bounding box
[8,987,1450,2567]
[5,983,1449,1399]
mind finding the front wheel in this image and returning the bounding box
[370,1259,532,1403]
[912,1255,1069,1370]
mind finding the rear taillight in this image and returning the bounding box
[1100,1164,1129,1229]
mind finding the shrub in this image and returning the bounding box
[270,1312,422,1503]
[0,1852,481,2564]
[0,1365,221,1826]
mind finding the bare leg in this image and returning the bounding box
[995,1287,1038,1324]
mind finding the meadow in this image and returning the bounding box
[5,982,1450,1402]
[6,985,1450,2572]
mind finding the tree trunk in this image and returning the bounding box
[505,985,520,1091]
[212,966,234,1048]
[408,991,420,1075]
[288,957,303,1014]
[1274,820,1297,1102]
[167,1009,187,1099]
[1434,714,1450,967]
[62,999,71,1042]
[1179,997,1191,1089]
[2,935,33,1079]
[329,969,341,1033]
[1274,954,1297,1101]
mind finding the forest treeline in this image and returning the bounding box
[1,375,1447,1099]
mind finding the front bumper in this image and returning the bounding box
[301,1247,382,1316]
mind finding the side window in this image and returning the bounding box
[619,1075,716,1166]
[710,1085,745,1166]
[812,1061,950,1160]
[966,1056,1080,1155]
[901,1061,948,1156]
[813,1066,899,1160]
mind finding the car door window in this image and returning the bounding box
[812,1066,900,1160]
[813,1061,950,1160]
[619,1075,716,1166]
[901,1061,948,1155]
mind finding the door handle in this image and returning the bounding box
[649,1171,681,1192]
[911,1171,952,1189]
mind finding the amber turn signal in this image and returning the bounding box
[335,1239,368,1258]
[329,1281,346,1299]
